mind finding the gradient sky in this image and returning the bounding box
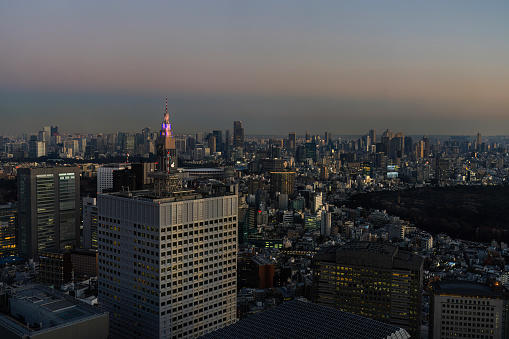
[1,1,508,136]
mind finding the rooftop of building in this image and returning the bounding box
[0,284,108,336]
[200,299,410,339]
[315,242,424,270]
[339,242,398,256]
[431,280,504,298]
[251,256,273,266]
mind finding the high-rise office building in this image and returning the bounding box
[436,158,450,182]
[208,136,216,154]
[324,132,332,145]
[97,163,130,193]
[212,130,223,153]
[430,280,505,338]
[83,197,98,250]
[288,132,296,151]
[369,129,376,145]
[98,188,238,339]
[476,132,482,151]
[28,135,46,158]
[270,172,295,197]
[98,103,238,339]
[233,121,244,149]
[313,242,423,338]
[17,166,80,260]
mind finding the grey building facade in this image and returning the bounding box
[17,167,80,260]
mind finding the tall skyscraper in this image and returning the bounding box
[212,130,223,153]
[324,132,332,145]
[233,121,244,149]
[98,103,238,339]
[476,132,482,151]
[83,197,98,250]
[288,132,296,151]
[17,166,80,259]
[313,242,423,338]
[436,158,450,182]
[369,129,376,145]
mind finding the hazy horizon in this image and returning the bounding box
[1,1,508,136]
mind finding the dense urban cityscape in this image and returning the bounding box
[2,1,508,338]
[0,106,509,338]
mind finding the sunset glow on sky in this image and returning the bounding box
[1,1,508,135]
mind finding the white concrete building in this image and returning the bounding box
[83,197,98,249]
[97,190,238,339]
[97,163,130,193]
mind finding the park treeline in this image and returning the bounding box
[348,185,509,243]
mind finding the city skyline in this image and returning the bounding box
[1,1,509,135]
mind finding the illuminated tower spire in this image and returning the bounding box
[156,99,177,173]
[160,98,172,138]
[151,99,181,196]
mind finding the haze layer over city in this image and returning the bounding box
[1,1,509,135]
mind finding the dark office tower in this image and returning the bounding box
[208,136,216,153]
[288,132,296,151]
[106,133,117,153]
[51,126,58,136]
[313,243,423,338]
[305,131,311,143]
[212,130,223,153]
[296,145,306,163]
[270,172,295,196]
[369,129,376,145]
[304,142,317,162]
[156,99,177,172]
[476,132,482,151]
[404,136,413,155]
[436,158,450,182]
[225,129,231,154]
[29,135,46,158]
[324,132,332,145]
[117,132,125,152]
[389,132,404,159]
[233,121,244,149]
[17,166,80,260]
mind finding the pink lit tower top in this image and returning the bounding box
[156,98,177,173]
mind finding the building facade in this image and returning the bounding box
[97,163,130,194]
[83,197,98,250]
[313,242,423,338]
[233,121,244,149]
[98,191,238,339]
[270,172,295,197]
[430,280,505,339]
[0,204,17,258]
[17,166,80,260]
